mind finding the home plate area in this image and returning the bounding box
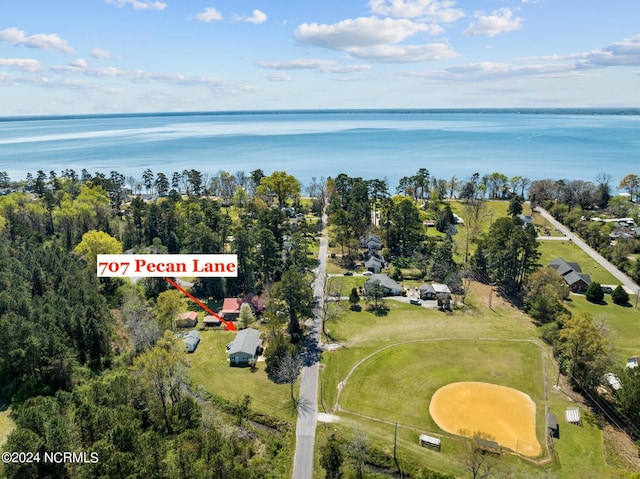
[429,381,542,457]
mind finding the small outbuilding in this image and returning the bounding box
[175,311,198,328]
[419,434,441,451]
[203,315,221,327]
[183,330,200,353]
[419,283,437,300]
[546,413,559,438]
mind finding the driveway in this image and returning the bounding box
[535,206,640,294]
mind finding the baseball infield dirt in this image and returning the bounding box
[429,381,541,457]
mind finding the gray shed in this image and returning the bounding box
[184,330,200,353]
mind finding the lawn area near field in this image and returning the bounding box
[317,281,623,479]
[186,328,297,422]
[327,275,368,297]
[537,240,620,285]
[563,294,640,365]
[0,406,14,447]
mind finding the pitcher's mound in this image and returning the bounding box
[429,382,541,457]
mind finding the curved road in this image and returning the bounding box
[292,215,328,479]
[535,206,640,294]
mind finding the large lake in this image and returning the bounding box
[1,109,639,189]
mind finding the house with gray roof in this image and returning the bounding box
[227,328,262,365]
[183,330,200,353]
[364,274,403,296]
[548,257,592,293]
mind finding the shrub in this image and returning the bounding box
[585,281,604,303]
[611,285,630,305]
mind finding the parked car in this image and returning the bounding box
[363,271,373,276]
[343,271,353,276]
[409,298,422,305]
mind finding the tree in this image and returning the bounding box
[618,174,640,202]
[320,434,343,479]
[261,170,301,207]
[270,270,314,341]
[428,235,456,283]
[155,289,184,330]
[122,287,161,352]
[133,331,187,434]
[482,217,540,294]
[74,230,123,272]
[237,303,256,329]
[344,430,368,479]
[349,287,360,310]
[264,333,297,381]
[275,352,302,406]
[142,168,154,194]
[559,311,611,390]
[461,432,501,479]
[523,267,569,323]
[364,282,387,315]
[507,195,523,217]
[585,281,604,303]
[154,172,170,197]
[611,285,629,305]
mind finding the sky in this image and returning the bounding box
[1,0,640,115]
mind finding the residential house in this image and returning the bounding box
[432,283,452,300]
[360,234,382,251]
[364,274,403,296]
[220,298,243,320]
[364,252,385,274]
[419,283,437,300]
[183,330,200,353]
[175,311,198,328]
[227,328,262,365]
[548,257,592,293]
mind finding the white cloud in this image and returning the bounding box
[0,27,74,53]
[464,8,523,37]
[195,7,223,22]
[264,72,292,81]
[90,48,114,59]
[369,0,464,23]
[294,17,457,63]
[245,10,267,25]
[257,58,372,73]
[349,42,458,62]
[0,58,43,72]
[573,35,640,68]
[295,17,436,50]
[105,0,167,10]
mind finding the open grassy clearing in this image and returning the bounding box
[338,340,544,438]
[318,281,623,478]
[0,406,14,447]
[327,275,367,296]
[187,328,297,422]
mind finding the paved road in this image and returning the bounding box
[535,206,640,294]
[292,216,328,479]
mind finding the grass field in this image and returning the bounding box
[563,294,640,365]
[0,407,14,447]
[316,282,629,478]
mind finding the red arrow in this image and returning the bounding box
[165,277,236,331]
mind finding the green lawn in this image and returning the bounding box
[327,275,367,296]
[564,294,640,365]
[0,406,14,447]
[187,328,297,422]
[317,282,627,479]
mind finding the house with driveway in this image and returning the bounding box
[548,257,592,293]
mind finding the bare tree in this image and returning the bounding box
[344,430,369,479]
[275,352,302,406]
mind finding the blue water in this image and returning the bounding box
[1,109,639,189]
